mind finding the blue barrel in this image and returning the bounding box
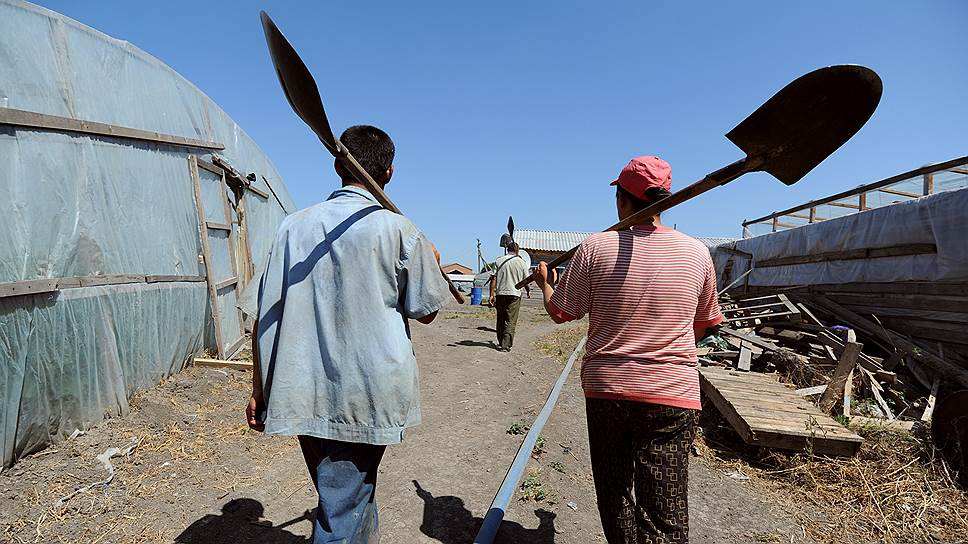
[470,287,483,305]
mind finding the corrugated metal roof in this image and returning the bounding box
[516,229,734,252]
[695,237,736,249]
[515,229,594,252]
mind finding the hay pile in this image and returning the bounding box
[697,416,968,544]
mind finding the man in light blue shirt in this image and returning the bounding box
[245,125,450,543]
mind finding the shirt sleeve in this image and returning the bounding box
[694,254,724,329]
[548,241,592,321]
[399,230,451,319]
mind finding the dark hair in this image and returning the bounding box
[617,186,672,212]
[508,242,520,253]
[335,125,395,184]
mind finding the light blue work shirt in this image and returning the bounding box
[252,185,450,445]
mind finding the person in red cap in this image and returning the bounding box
[534,156,723,544]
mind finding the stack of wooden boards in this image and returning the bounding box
[698,292,962,461]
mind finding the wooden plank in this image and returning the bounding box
[719,327,780,352]
[828,201,861,209]
[756,243,936,269]
[737,343,752,371]
[215,276,239,290]
[742,155,968,227]
[223,335,249,360]
[190,156,226,358]
[818,342,862,412]
[196,158,224,175]
[79,275,146,287]
[0,278,58,299]
[145,275,206,283]
[699,368,863,456]
[193,357,252,371]
[246,184,270,199]
[0,107,223,149]
[921,376,941,422]
[809,295,968,389]
[796,385,827,396]
[877,187,921,198]
[843,367,854,417]
[205,221,232,232]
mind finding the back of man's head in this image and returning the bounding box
[335,125,395,186]
[508,242,520,253]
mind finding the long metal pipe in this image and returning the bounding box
[473,335,587,544]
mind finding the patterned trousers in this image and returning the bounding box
[585,398,697,544]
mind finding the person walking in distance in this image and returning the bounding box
[533,156,723,544]
[488,242,529,352]
[245,125,451,543]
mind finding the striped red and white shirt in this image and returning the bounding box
[548,225,723,410]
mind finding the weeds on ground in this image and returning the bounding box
[549,461,566,474]
[519,471,546,502]
[696,411,968,544]
[507,421,530,435]
[531,436,546,458]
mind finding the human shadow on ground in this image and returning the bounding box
[448,340,501,350]
[456,326,497,333]
[175,498,311,544]
[413,480,556,543]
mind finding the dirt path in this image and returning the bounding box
[1,301,813,543]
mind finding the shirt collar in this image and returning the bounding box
[327,185,380,204]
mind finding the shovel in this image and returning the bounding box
[516,64,882,289]
[260,11,465,304]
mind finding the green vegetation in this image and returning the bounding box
[519,471,546,502]
[549,460,566,473]
[507,421,530,435]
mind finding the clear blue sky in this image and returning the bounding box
[38,1,968,269]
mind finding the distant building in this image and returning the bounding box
[442,263,473,275]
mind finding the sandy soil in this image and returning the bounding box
[1,301,815,543]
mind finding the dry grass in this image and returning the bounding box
[0,361,298,544]
[697,415,968,544]
[534,324,587,363]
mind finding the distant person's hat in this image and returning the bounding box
[610,156,672,198]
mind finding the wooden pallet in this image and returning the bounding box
[700,367,864,456]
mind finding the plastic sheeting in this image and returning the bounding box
[0,1,295,466]
[713,187,968,289]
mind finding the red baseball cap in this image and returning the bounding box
[610,156,672,198]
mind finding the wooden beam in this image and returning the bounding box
[818,342,862,413]
[193,357,252,371]
[0,107,223,150]
[743,156,968,227]
[205,221,232,231]
[921,377,940,422]
[809,295,968,389]
[215,276,238,290]
[246,184,271,199]
[828,201,861,209]
[795,385,827,396]
[877,187,921,198]
[190,156,226,358]
[923,173,933,195]
[949,167,968,176]
[737,342,752,371]
[145,275,206,283]
[755,243,936,269]
[197,158,224,175]
[0,278,58,298]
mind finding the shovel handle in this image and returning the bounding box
[515,157,755,289]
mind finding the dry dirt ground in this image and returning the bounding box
[2,301,817,544]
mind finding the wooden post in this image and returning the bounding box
[772,217,778,232]
[923,173,933,195]
[189,156,226,357]
[858,192,867,211]
[808,206,816,223]
[819,341,863,413]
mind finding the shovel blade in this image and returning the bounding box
[260,12,340,153]
[726,65,882,185]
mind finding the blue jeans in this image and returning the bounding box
[298,436,387,544]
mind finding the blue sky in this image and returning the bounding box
[38,1,968,269]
